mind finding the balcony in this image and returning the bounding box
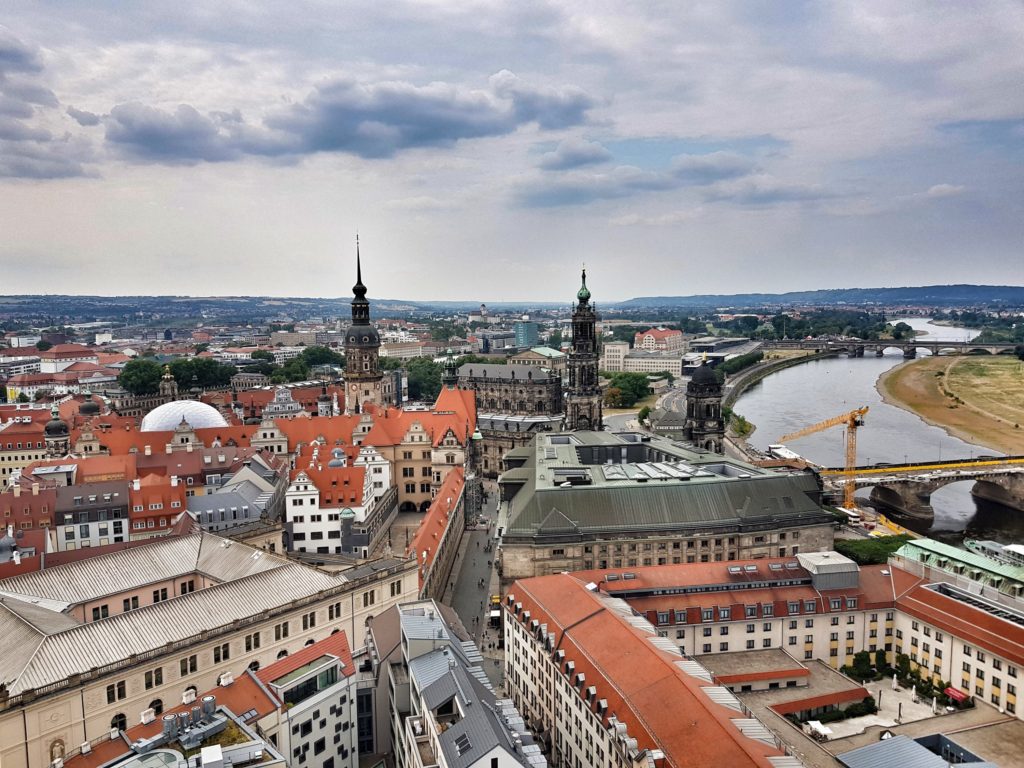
[405,716,438,768]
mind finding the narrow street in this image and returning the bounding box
[444,478,504,688]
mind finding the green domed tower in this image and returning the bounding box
[564,268,603,431]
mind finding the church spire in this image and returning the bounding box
[353,235,367,300]
[576,267,591,303]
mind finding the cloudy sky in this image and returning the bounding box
[1,2,1021,301]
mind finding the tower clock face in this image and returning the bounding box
[350,384,358,391]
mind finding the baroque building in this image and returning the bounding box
[564,269,602,431]
[683,362,725,452]
[343,239,390,414]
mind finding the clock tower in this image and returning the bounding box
[343,238,385,414]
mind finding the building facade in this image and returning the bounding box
[683,363,725,453]
[496,431,834,585]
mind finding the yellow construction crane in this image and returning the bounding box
[779,406,869,509]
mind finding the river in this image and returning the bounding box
[734,318,1024,543]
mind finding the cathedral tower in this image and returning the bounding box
[344,238,385,414]
[44,404,70,458]
[564,269,603,431]
[684,363,724,453]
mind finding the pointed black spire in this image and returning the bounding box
[353,235,367,300]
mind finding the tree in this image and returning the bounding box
[299,345,344,367]
[169,357,237,389]
[194,343,210,353]
[604,386,624,408]
[890,322,914,340]
[637,405,651,423]
[251,350,274,361]
[35,340,53,352]
[407,357,442,400]
[547,330,563,347]
[118,359,163,395]
[16,392,30,403]
[1015,344,1024,361]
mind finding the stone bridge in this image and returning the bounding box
[763,339,1018,358]
[829,469,1024,522]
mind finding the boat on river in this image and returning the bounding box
[965,539,1024,567]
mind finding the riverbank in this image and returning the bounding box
[876,356,1024,455]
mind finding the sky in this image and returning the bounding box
[0,2,1022,302]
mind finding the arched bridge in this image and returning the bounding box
[818,456,1024,521]
[763,339,1018,358]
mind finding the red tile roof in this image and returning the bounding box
[256,630,355,687]
[408,468,465,584]
[895,569,1024,667]
[509,574,787,767]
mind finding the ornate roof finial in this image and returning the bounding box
[576,265,591,303]
[353,234,367,300]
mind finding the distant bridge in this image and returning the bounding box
[818,456,1024,520]
[762,339,1018,358]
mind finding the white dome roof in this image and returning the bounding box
[141,400,229,432]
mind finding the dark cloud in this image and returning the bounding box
[67,106,100,126]
[539,138,611,170]
[0,136,92,179]
[105,103,244,163]
[520,151,759,207]
[0,28,91,179]
[489,70,594,130]
[104,71,595,163]
[0,116,50,141]
[671,152,757,184]
[0,27,42,72]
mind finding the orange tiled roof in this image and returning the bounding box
[292,464,367,508]
[509,574,786,768]
[256,630,355,687]
[408,468,465,581]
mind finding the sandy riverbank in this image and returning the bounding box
[876,355,1024,455]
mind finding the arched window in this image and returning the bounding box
[149,699,163,716]
[304,638,316,647]
[184,685,197,698]
[110,713,127,732]
[277,649,289,659]
[331,628,341,635]
[247,661,260,672]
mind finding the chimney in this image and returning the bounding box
[12,485,20,498]
[144,445,152,456]
[132,478,141,491]
[171,476,179,487]
[165,443,172,454]
[6,525,12,538]
[12,551,21,566]
[31,483,39,496]
[186,442,194,453]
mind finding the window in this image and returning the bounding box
[213,643,230,663]
[152,588,168,603]
[763,622,772,632]
[106,681,126,704]
[245,632,261,652]
[145,668,163,690]
[831,617,840,626]
[390,579,403,597]
[746,640,755,650]
[719,642,729,652]
[789,636,797,646]
[720,626,729,636]
[803,600,816,613]
[701,609,713,622]
[362,591,376,608]
[805,619,814,628]
[830,599,841,611]
[275,622,290,641]
[122,596,139,612]
[91,605,109,621]
[303,611,317,630]
[703,627,712,637]
[719,608,731,620]
[180,655,197,675]
[703,644,712,653]
[746,624,755,634]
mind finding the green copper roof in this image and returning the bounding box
[577,269,591,302]
[894,538,1024,583]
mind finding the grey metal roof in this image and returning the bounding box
[838,735,969,768]
[500,431,830,539]
[4,560,341,694]
[458,363,556,381]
